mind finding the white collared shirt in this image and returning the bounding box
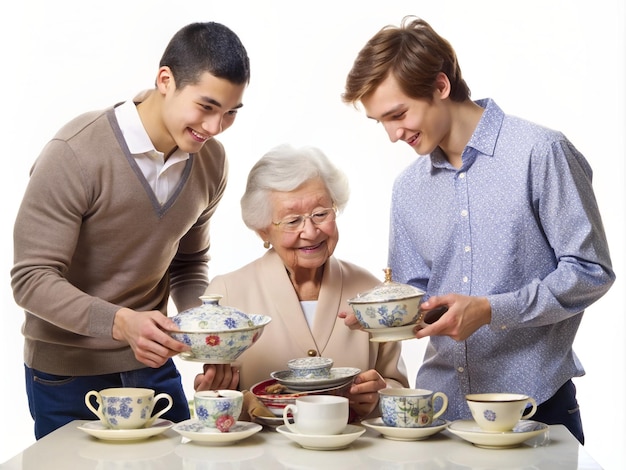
[114,100,189,205]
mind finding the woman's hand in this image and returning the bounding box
[345,369,387,419]
[194,364,240,391]
[338,311,364,330]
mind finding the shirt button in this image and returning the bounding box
[462,276,469,283]
[461,209,468,217]
[457,367,465,373]
[459,172,466,179]
[307,349,318,357]
[464,245,471,252]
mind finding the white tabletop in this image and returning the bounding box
[0,420,601,469]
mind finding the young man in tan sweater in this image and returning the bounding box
[11,21,250,439]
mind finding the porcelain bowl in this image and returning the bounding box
[169,295,271,363]
[287,357,333,379]
[347,268,425,329]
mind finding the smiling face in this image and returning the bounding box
[361,73,452,156]
[154,67,246,154]
[258,178,338,276]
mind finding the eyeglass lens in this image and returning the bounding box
[277,208,335,231]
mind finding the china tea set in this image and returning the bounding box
[78,273,548,449]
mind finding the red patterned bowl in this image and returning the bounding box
[251,379,352,416]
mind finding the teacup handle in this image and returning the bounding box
[521,397,537,420]
[85,390,106,424]
[431,392,449,421]
[283,404,299,433]
[145,393,173,427]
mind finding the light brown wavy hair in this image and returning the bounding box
[342,16,470,105]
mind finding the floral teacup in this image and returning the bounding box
[194,390,243,432]
[379,388,448,428]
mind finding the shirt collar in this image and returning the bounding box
[114,99,155,154]
[466,98,505,158]
[114,99,189,162]
[431,98,505,170]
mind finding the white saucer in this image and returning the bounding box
[253,415,292,428]
[447,420,549,449]
[172,419,262,445]
[276,424,365,450]
[361,417,448,441]
[270,367,361,391]
[77,418,173,441]
[364,324,417,342]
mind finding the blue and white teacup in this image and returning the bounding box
[85,387,173,429]
[379,388,448,428]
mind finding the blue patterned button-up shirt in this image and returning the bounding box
[388,99,615,420]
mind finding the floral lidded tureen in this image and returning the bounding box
[171,294,254,331]
[169,295,271,363]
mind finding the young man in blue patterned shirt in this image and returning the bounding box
[340,16,615,444]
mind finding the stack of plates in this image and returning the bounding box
[252,367,360,419]
[270,367,361,391]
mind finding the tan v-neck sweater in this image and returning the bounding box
[11,102,228,375]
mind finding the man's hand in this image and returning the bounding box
[414,294,491,341]
[113,308,190,368]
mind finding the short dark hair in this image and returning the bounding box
[159,22,250,89]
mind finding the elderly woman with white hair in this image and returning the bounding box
[194,143,408,419]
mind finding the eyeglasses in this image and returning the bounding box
[272,206,337,232]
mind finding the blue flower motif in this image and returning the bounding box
[484,409,497,422]
[216,401,232,412]
[196,406,209,420]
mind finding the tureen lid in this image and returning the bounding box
[348,268,425,303]
[171,294,254,331]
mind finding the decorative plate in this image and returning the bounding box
[447,420,549,449]
[276,424,365,450]
[77,419,173,441]
[172,419,262,445]
[270,367,360,391]
[361,417,448,441]
[251,378,353,416]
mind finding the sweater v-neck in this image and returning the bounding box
[107,109,194,217]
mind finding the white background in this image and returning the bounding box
[1,1,624,468]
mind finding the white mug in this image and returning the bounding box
[85,387,173,429]
[282,395,349,435]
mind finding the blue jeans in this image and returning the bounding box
[533,379,584,444]
[25,359,190,439]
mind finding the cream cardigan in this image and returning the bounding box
[205,250,410,393]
